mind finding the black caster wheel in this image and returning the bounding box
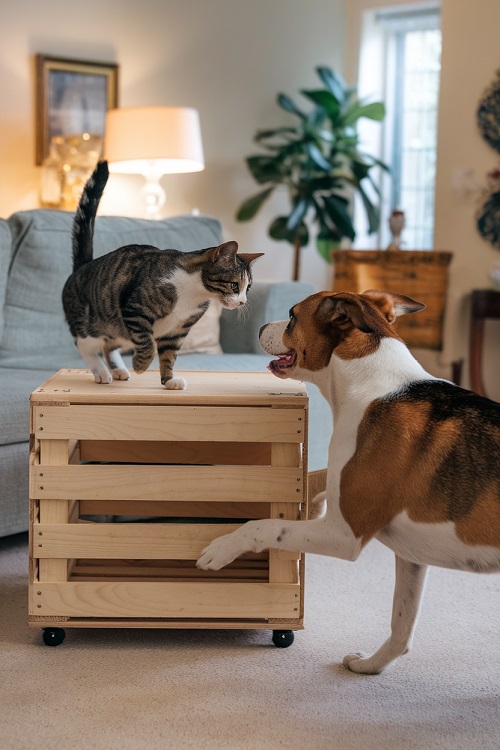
[272,630,294,648]
[42,627,66,646]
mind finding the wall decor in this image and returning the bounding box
[476,71,500,250]
[35,54,118,165]
[476,168,500,249]
[477,69,500,154]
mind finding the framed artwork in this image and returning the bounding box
[35,54,119,164]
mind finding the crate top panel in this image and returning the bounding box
[31,369,308,406]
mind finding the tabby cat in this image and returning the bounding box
[62,161,263,389]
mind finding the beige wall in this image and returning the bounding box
[0,0,345,291]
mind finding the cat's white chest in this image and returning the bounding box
[152,268,206,338]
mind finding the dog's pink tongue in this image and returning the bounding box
[267,353,294,370]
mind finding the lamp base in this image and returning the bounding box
[140,172,166,220]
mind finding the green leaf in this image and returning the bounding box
[365,172,381,198]
[306,106,328,129]
[351,159,370,181]
[357,151,390,172]
[255,127,298,142]
[277,93,306,119]
[286,197,309,232]
[269,216,309,246]
[317,128,334,143]
[304,175,343,192]
[355,181,380,233]
[246,155,284,184]
[236,187,274,221]
[301,89,340,121]
[315,66,344,104]
[343,101,386,127]
[316,237,338,263]
[322,195,356,240]
[305,143,332,171]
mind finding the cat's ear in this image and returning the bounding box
[210,241,238,264]
[238,253,264,266]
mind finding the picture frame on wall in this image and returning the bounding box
[35,54,119,165]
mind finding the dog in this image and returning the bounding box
[197,289,500,674]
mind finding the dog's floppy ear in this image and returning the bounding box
[316,294,374,333]
[361,290,425,324]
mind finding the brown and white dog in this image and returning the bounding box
[197,290,500,674]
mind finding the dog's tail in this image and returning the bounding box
[71,160,109,272]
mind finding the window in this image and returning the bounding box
[356,4,441,249]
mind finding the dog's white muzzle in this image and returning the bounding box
[259,321,298,378]
[259,320,289,355]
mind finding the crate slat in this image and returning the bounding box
[29,619,303,630]
[33,405,305,442]
[34,522,241,559]
[31,464,304,502]
[38,440,69,583]
[31,581,301,618]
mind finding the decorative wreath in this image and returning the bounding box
[476,71,500,248]
[477,70,500,154]
[477,190,500,249]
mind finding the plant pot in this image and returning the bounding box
[332,249,453,350]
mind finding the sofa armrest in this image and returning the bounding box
[220,280,314,354]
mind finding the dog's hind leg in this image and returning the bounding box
[344,555,429,674]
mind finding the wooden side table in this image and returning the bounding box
[29,369,308,648]
[469,289,500,397]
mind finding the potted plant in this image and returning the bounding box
[236,66,388,280]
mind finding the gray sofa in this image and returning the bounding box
[0,209,331,538]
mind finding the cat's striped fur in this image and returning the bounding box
[62,161,263,389]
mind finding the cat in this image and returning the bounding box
[62,161,263,389]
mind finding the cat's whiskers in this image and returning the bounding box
[237,300,252,325]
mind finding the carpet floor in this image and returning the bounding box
[1,531,499,750]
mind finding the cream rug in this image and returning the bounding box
[1,532,499,750]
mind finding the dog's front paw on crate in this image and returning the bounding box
[197,536,241,571]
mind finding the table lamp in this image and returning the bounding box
[104,106,205,219]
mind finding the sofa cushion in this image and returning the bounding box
[180,301,223,355]
[0,210,223,369]
[0,219,12,345]
[0,367,61,445]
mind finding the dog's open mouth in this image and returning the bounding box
[267,350,297,377]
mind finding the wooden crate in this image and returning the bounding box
[29,369,308,643]
[333,249,453,350]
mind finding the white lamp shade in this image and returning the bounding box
[104,106,205,174]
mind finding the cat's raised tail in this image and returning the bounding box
[72,160,109,272]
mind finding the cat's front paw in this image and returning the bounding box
[163,376,187,390]
[111,368,130,381]
[94,372,113,384]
